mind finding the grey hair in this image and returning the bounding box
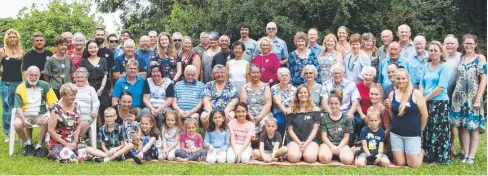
[249,64,261,73]
[74,67,90,78]
[185,65,197,74]
[361,66,377,77]
[127,59,139,68]
[73,32,86,43]
[208,31,219,40]
[140,35,150,41]
[148,31,158,36]
[330,63,345,73]
[26,66,40,74]
[277,67,290,76]
[124,39,136,48]
[200,32,209,38]
[301,65,318,77]
[212,64,226,74]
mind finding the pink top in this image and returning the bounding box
[228,119,255,145]
[252,53,280,84]
[180,133,204,150]
[71,51,83,70]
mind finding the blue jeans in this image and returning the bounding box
[1,81,21,134]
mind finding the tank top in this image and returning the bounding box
[1,55,23,82]
[390,90,421,137]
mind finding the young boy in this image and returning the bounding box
[354,110,391,167]
[252,118,288,163]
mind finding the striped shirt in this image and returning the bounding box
[174,79,205,111]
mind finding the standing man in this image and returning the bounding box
[114,30,132,57]
[136,35,154,68]
[172,32,183,53]
[107,33,119,52]
[254,22,288,66]
[238,23,257,63]
[378,29,394,62]
[148,30,158,50]
[22,32,53,81]
[397,24,416,59]
[409,35,428,87]
[211,35,232,69]
[95,28,115,77]
[193,32,210,59]
[444,34,462,155]
[307,28,322,56]
[377,41,414,89]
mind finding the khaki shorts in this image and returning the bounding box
[22,114,48,128]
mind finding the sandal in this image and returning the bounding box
[466,158,475,165]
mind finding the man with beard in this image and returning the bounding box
[172,32,183,53]
[13,66,58,157]
[238,23,257,63]
[211,35,232,70]
[22,32,53,81]
[148,31,158,50]
[95,28,115,78]
[135,35,154,68]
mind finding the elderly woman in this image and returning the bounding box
[344,33,371,83]
[317,33,343,82]
[71,32,86,70]
[302,65,322,107]
[179,36,201,80]
[352,66,377,145]
[202,32,221,83]
[173,65,205,124]
[240,65,272,133]
[287,32,321,86]
[271,67,296,132]
[227,41,250,91]
[47,83,82,162]
[252,37,280,85]
[336,26,351,56]
[201,64,239,129]
[150,32,181,84]
[73,67,100,140]
[113,39,148,80]
[44,35,75,98]
[141,64,175,128]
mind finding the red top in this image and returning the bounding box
[252,53,280,84]
[356,82,372,113]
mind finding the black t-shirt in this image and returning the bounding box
[211,51,233,69]
[260,131,283,150]
[22,49,53,80]
[98,47,114,73]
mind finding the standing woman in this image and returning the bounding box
[71,32,86,70]
[336,26,351,56]
[361,33,379,78]
[286,85,321,163]
[44,35,75,98]
[287,32,320,86]
[343,33,371,83]
[179,36,201,80]
[388,68,428,168]
[317,33,343,83]
[449,34,487,164]
[419,41,451,165]
[226,41,250,91]
[151,32,181,84]
[252,37,280,85]
[0,29,24,142]
[202,32,221,83]
[302,65,322,107]
[271,68,296,135]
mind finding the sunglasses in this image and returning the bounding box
[109,40,118,43]
[173,39,182,42]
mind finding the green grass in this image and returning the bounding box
[0,107,487,175]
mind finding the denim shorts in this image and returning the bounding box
[390,132,421,154]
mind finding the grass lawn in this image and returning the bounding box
[0,107,487,175]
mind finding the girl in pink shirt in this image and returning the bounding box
[227,102,255,163]
[175,118,205,161]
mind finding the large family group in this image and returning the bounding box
[0,21,485,168]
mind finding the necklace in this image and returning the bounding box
[261,55,267,72]
[347,54,358,71]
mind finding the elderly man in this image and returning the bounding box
[211,35,232,69]
[254,22,289,65]
[378,41,414,89]
[114,30,132,57]
[397,24,416,59]
[173,65,205,125]
[378,29,394,62]
[193,32,210,59]
[148,31,158,50]
[307,28,322,56]
[112,60,146,108]
[13,66,58,156]
[135,35,155,68]
[172,32,183,53]
[409,35,429,87]
[238,23,258,63]
[112,39,148,80]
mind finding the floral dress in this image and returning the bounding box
[150,52,181,79]
[203,80,238,111]
[243,84,269,133]
[449,56,487,133]
[286,50,321,86]
[317,51,339,83]
[48,103,81,162]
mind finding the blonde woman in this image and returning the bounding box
[317,33,343,82]
[252,37,280,85]
[150,32,181,83]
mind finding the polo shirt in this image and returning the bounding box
[113,75,146,107]
[174,79,205,111]
[112,54,148,74]
[400,41,416,60]
[135,49,154,68]
[377,45,388,63]
[240,39,258,63]
[193,44,209,59]
[14,80,58,116]
[211,50,233,69]
[408,51,429,84]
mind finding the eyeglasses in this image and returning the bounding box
[109,40,118,43]
[173,39,182,42]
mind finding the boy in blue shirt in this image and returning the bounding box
[355,110,391,167]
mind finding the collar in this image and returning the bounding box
[307,43,320,49]
[122,75,144,83]
[183,79,197,85]
[103,124,120,133]
[24,80,41,88]
[413,51,428,60]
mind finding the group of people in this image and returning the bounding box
[0,21,485,167]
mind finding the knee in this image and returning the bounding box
[341,154,354,165]
[13,119,23,130]
[303,152,318,163]
[381,158,391,167]
[319,152,332,164]
[252,149,260,158]
[240,155,250,164]
[227,154,236,163]
[217,154,227,163]
[287,151,301,163]
[206,155,216,163]
[80,121,90,128]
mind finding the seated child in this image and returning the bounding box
[252,118,288,162]
[175,118,206,161]
[159,110,181,161]
[355,110,391,167]
[204,111,230,163]
[123,108,141,144]
[129,115,160,164]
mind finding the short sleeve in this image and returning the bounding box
[286,113,294,126]
[203,82,212,98]
[478,60,487,75]
[101,58,109,75]
[113,57,121,72]
[344,116,354,133]
[97,126,104,143]
[319,113,328,132]
[378,129,385,142]
[438,65,451,89]
[359,127,368,141]
[313,111,321,124]
[350,83,360,100]
[165,83,175,97]
[275,132,283,144]
[271,86,279,97]
[143,80,150,94]
[119,126,127,141]
[43,57,53,76]
[112,79,123,98]
[259,132,267,143]
[281,41,289,59]
[248,122,256,138]
[320,82,330,98]
[14,91,23,108]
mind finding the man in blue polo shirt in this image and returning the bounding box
[307,28,322,56]
[173,65,205,126]
[112,60,146,108]
[135,35,154,69]
[378,41,414,89]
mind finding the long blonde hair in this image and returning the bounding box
[3,29,24,57]
[291,85,315,112]
[156,32,177,59]
[320,33,337,56]
[394,68,413,116]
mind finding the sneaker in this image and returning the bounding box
[461,157,468,163]
[3,134,9,143]
[466,158,475,165]
[132,155,142,164]
[34,147,46,157]
[24,144,35,156]
[93,157,105,163]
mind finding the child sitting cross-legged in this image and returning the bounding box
[252,117,288,163]
[175,118,206,162]
[354,110,391,167]
[128,115,160,164]
[204,110,230,163]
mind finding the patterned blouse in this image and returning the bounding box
[150,52,181,79]
[317,51,339,83]
[286,50,321,85]
[203,80,238,111]
[271,84,296,114]
[48,103,81,147]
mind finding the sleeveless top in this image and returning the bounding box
[391,90,421,137]
[1,55,23,82]
[228,59,247,90]
[244,84,267,117]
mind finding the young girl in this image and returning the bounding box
[123,108,141,144]
[227,102,255,164]
[204,111,230,163]
[129,115,160,164]
[355,110,391,167]
[318,89,354,165]
[160,110,182,161]
[367,85,391,153]
[175,119,206,161]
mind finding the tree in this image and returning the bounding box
[0,18,17,48]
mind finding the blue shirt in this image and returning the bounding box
[378,56,413,89]
[359,127,385,154]
[320,78,360,113]
[135,49,155,68]
[400,41,416,60]
[420,63,451,101]
[113,75,146,107]
[174,79,205,111]
[204,129,230,150]
[307,44,322,57]
[114,45,124,58]
[408,51,429,84]
[254,37,289,60]
[112,54,148,74]
[240,39,258,63]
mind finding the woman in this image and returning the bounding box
[336,26,351,56]
[80,41,109,121]
[73,67,99,140]
[141,64,175,128]
[271,68,296,135]
[179,36,201,80]
[239,65,272,133]
[287,32,320,86]
[286,85,321,163]
[44,35,75,98]
[352,66,377,145]
[47,83,81,162]
[150,32,181,83]
[302,65,322,107]
[71,32,86,70]
[0,29,24,142]
[112,91,135,125]
[419,41,451,165]
[388,68,428,168]
[344,33,371,83]
[317,33,343,82]
[226,41,250,91]
[361,33,379,78]
[202,32,221,83]
[449,34,487,165]
[252,37,280,85]
[201,64,238,129]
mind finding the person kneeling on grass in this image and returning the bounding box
[128,115,160,164]
[355,110,391,167]
[175,118,206,161]
[252,117,288,162]
[205,110,230,163]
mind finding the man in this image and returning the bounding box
[13,66,58,156]
[148,30,158,50]
[135,35,155,68]
[172,32,183,53]
[173,65,205,126]
[254,22,288,65]
[383,63,399,99]
[211,35,232,69]
[307,28,322,56]
[378,41,414,89]
[397,24,416,59]
[409,35,429,87]
[112,60,146,108]
[193,32,210,59]
[238,23,257,63]
[107,33,119,52]
[112,39,148,80]
[114,30,132,57]
[61,32,75,55]
[444,34,462,155]
[378,29,394,62]
[95,28,115,76]
[22,32,53,81]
